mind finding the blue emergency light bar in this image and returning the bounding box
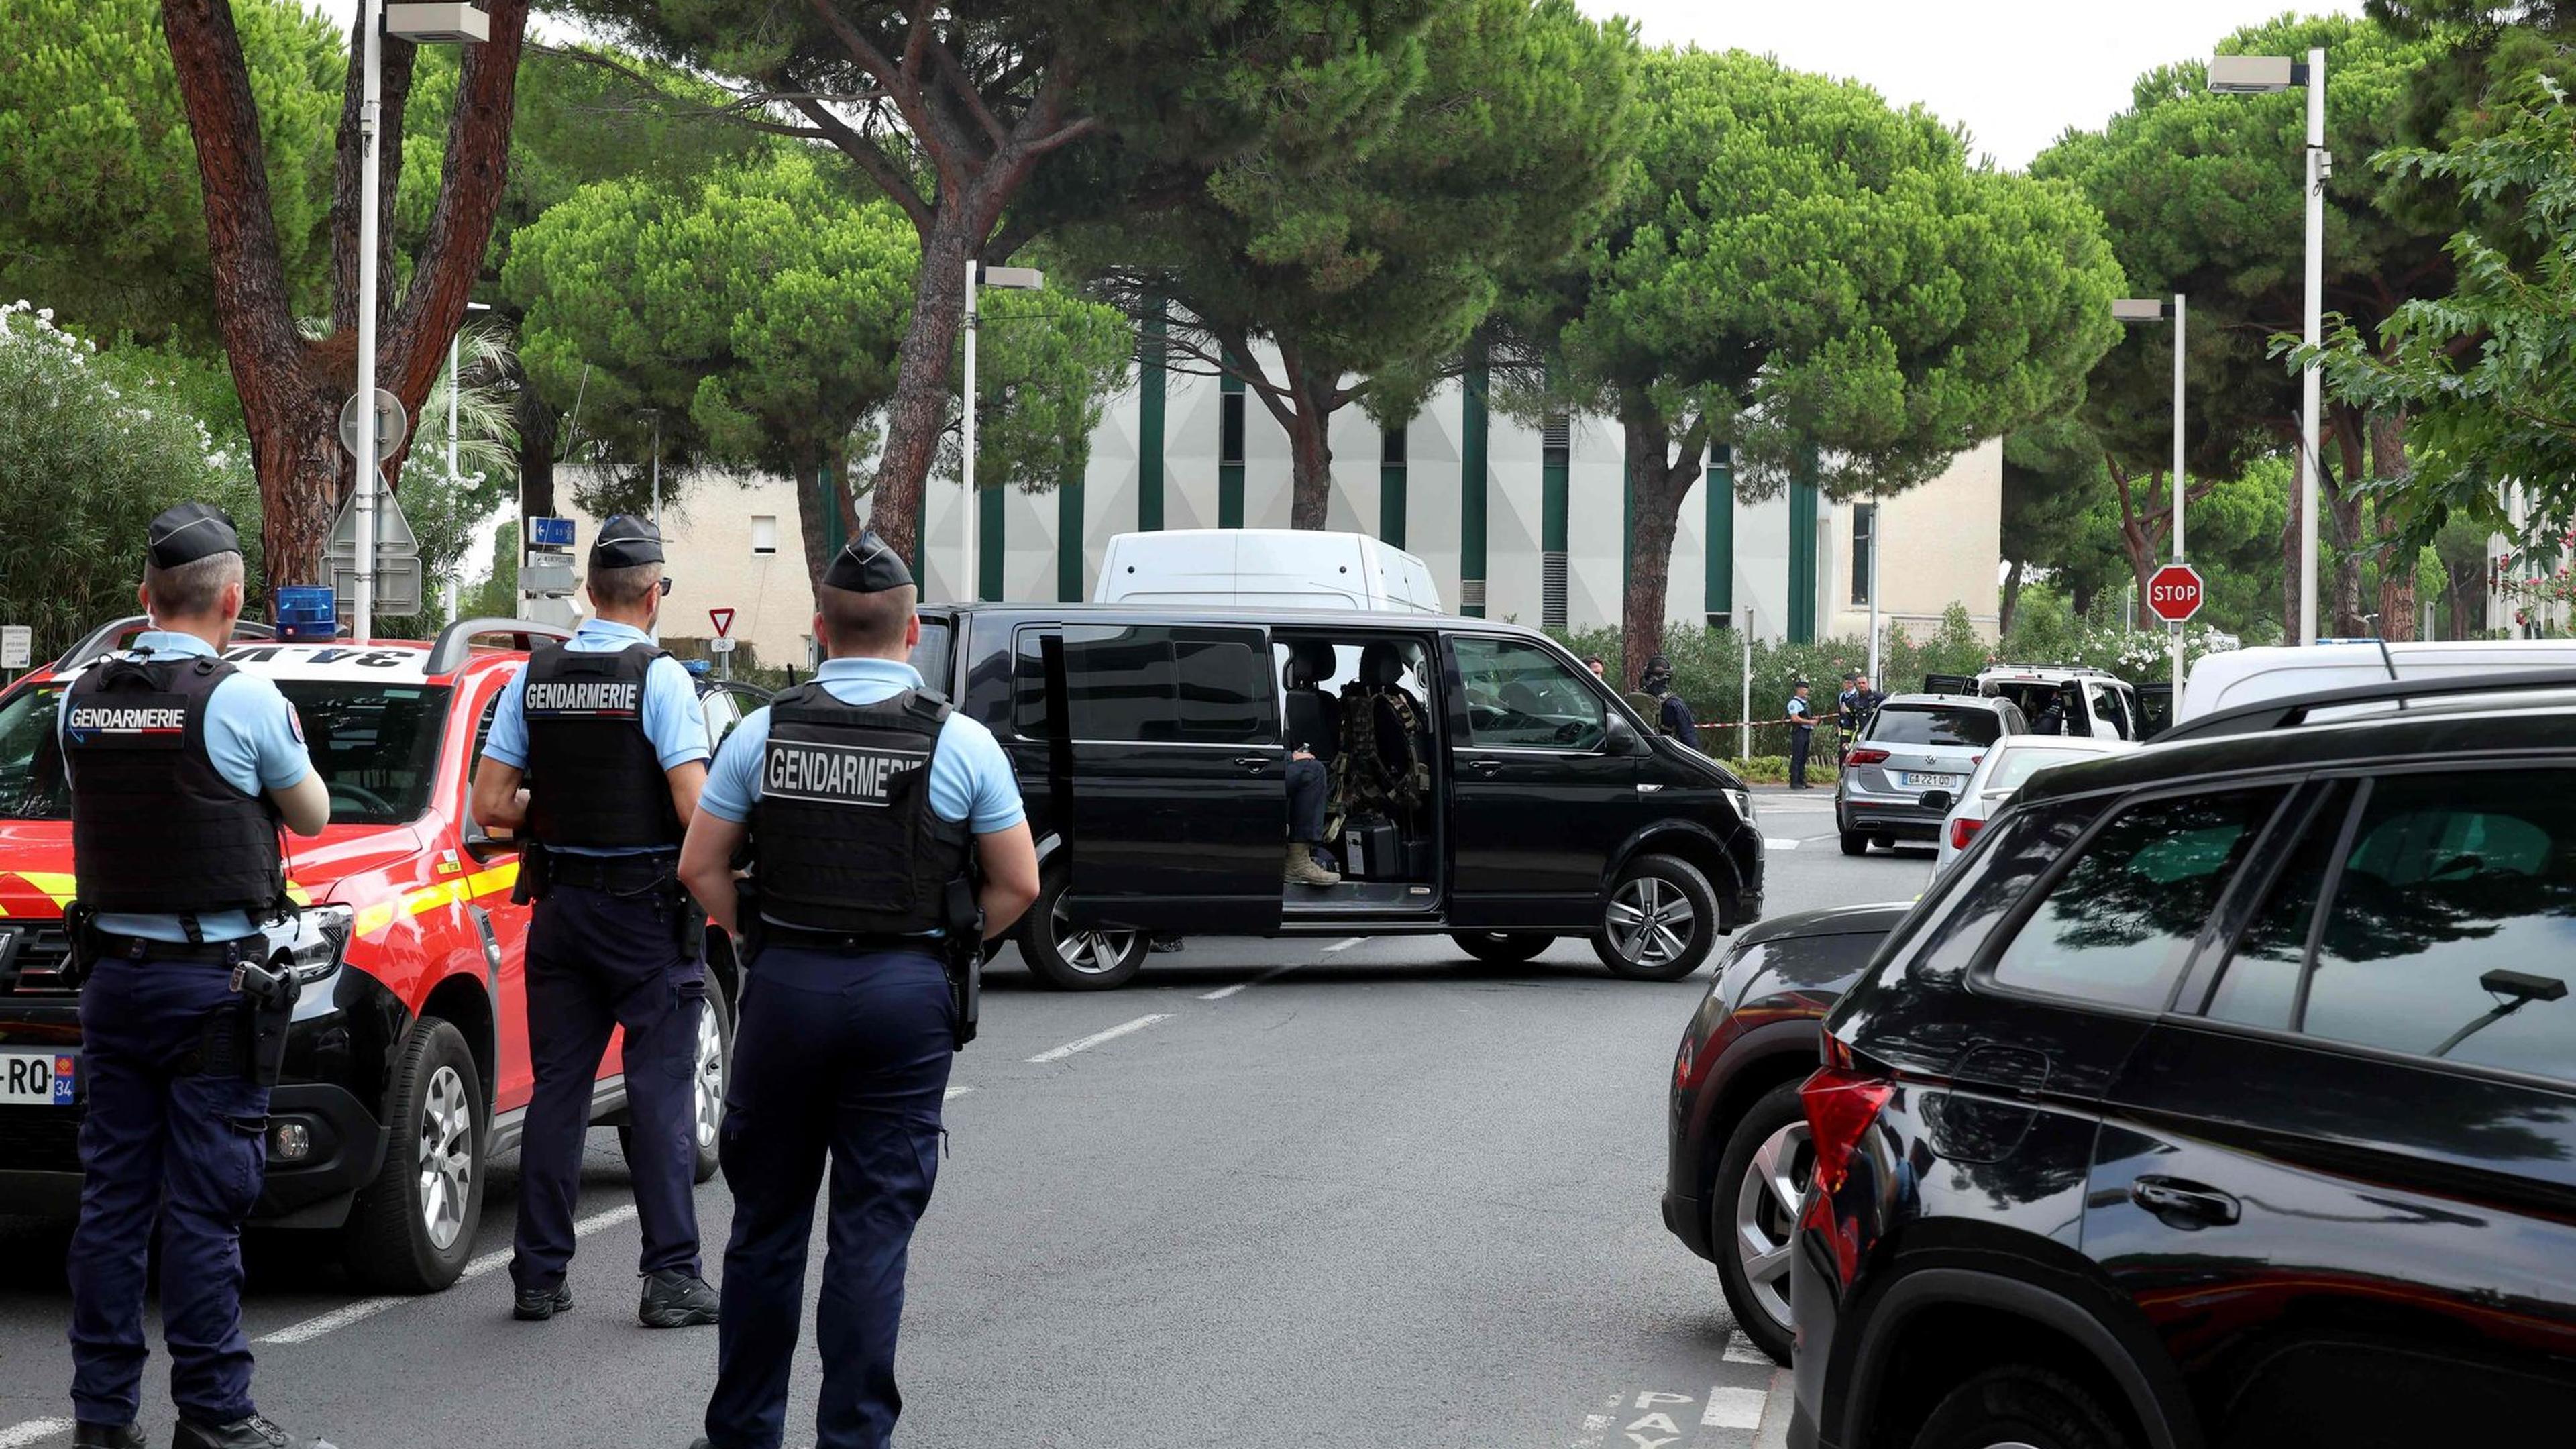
[274,586,339,641]
[681,659,712,677]
[528,516,576,549]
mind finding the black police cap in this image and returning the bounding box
[146,502,241,568]
[590,515,665,569]
[822,529,914,594]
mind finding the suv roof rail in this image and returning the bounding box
[426,617,574,675]
[2159,667,2576,745]
[1983,663,2121,679]
[54,616,278,672]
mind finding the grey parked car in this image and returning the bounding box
[1833,692,2026,855]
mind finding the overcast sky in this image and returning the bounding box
[1585,1,2365,170]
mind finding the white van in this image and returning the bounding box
[1092,529,1442,613]
[2179,639,2576,721]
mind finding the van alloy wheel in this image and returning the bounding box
[693,1001,726,1155]
[417,1063,474,1252]
[1606,876,1694,968]
[1055,900,1141,977]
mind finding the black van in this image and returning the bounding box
[912,605,1764,989]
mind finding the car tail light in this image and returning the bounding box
[1846,747,1890,766]
[1801,1047,1894,1198]
[1950,817,1984,850]
[1674,1035,1697,1092]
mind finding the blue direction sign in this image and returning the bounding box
[528,516,576,549]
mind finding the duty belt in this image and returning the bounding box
[544,852,680,894]
[94,930,259,966]
[757,922,938,955]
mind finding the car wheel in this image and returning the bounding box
[1018,871,1146,990]
[1451,931,1550,967]
[1591,853,1720,981]
[1839,830,1869,856]
[1910,1366,2136,1449]
[344,1018,483,1293]
[1711,1080,1810,1365]
[616,989,731,1185]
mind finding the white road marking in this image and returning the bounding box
[258,1204,639,1345]
[1702,1385,1768,1429]
[1197,960,1309,1001]
[1723,1331,1773,1365]
[1763,837,1801,851]
[1323,936,1365,953]
[943,1085,975,1101]
[1026,1013,1173,1064]
[1568,1411,1615,1449]
[0,1419,71,1448]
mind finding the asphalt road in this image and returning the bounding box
[0,788,1934,1449]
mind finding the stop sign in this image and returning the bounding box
[2147,562,2206,624]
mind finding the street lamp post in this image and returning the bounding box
[960,262,1044,602]
[353,3,488,645]
[2209,48,2327,646]
[2114,294,2189,696]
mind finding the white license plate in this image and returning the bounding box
[0,1049,76,1106]
[1901,772,1963,791]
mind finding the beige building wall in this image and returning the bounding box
[1823,437,2004,646]
[555,471,819,669]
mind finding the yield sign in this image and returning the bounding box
[2147,563,2206,625]
[708,608,736,639]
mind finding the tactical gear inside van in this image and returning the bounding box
[917,605,1763,989]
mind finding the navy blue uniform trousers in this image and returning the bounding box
[704,945,951,1449]
[70,955,268,1426]
[511,881,705,1293]
[1287,755,1329,844]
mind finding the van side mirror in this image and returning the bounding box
[1918,789,1955,813]
[1605,714,1648,756]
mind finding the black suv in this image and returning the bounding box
[1789,676,2576,1449]
[913,604,1762,988]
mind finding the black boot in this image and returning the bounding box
[72,1425,144,1449]
[170,1416,337,1449]
[513,1281,573,1321]
[639,1268,719,1328]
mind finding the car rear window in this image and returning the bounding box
[1868,705,2003,749]
[0,676,451,827]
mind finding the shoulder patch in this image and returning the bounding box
[286,700,305,744]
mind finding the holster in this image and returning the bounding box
[61,904,100,991]
[511,839,553,904]
[674,890,708,963]
[233,957,300,1087]
[942,874,983,1051]
[735,877,767,966]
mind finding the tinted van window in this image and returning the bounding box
[1987,787,2285,1010]
[1456,637,1604,750]
[2294,771,2576,1081]
[1868,705,2004,749]
[1013,629,1055,739]
[1064,625,1273,744]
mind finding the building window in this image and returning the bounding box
[1850,503,1876,606]
[1381,423,1407,466]
[1220,390,1246,466]
[750,515,779,555]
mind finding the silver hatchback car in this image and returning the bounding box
[1834,693,2027,855]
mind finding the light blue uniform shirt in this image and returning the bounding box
[482,618,710,857]
[58,631,313,944]
[700,657,1025,835]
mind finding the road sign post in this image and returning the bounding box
[2147,561,2206,701]
[709,608,736,680]
[1,624,30,679]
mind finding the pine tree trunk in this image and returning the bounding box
[2373,413,2416,641]
[865,217,975,562]
[515,384,558,522]
[2000,557,2025,637]
[2282,468,2304,641]
[2330,423,2369,637]
[1617,409,1703,691]
[1284,365,1337,530]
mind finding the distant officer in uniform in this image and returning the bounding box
[61,504,335,1449]
[469,516,720,1328]
[1640,653,1701,749]
[1785,679,1817,789]
[681,531,1038,1449]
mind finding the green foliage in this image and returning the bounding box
[377,323,520,640]
[2306,82,2576,545]
[0,303,264,657]
[0,0,344,348]
[950,284,1136,495]
[464,521,519,623]
[1547,48,2123,499]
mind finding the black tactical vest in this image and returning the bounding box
[521,641,684,849]
[750,685,973,936]
[66,652,284,918]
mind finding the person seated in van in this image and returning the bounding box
[1640,654,1701,749]
[1281,643,1343,888]
[2032,682,2079,736]
[1333,643,1431,830]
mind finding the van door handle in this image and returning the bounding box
[1463,756,1503,775]
[2130,1175,2240,1228]
[1235,755,1271,771]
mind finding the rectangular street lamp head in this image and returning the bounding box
[2112,298,2171,323]
[2207,54,2297,94]
[979,264,1046,291]
[385,3,490,44]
